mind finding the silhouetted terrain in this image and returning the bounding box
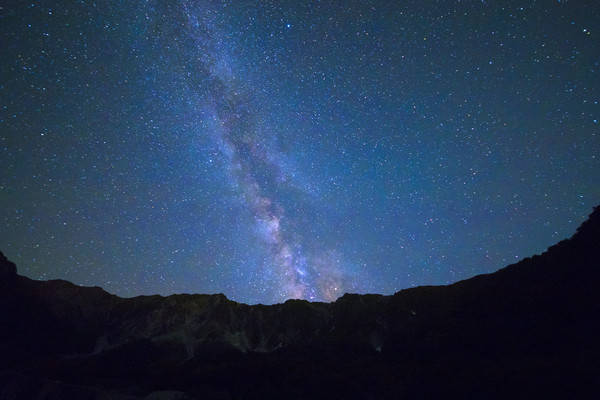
[1,206,599,399]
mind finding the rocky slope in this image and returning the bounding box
[1,206,599,399]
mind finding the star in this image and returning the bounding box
[0,0,598,304]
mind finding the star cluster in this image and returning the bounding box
[1,1,599,304]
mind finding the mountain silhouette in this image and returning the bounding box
[1,206,599,399]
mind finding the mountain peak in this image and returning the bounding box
[0,251,17,282]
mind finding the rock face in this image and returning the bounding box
[1,206,599,399]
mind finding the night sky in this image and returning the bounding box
[1,1,599,304]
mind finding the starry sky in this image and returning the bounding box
[1,0,599,304]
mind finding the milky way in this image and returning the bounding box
[1,0,599,304]
[158,1,355,301]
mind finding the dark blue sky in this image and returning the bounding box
[1,0,599,304]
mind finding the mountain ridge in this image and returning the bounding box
[1,205,599,399]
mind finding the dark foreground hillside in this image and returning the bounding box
[1,206,599,399]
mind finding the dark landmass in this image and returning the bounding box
[1,206,599,399]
